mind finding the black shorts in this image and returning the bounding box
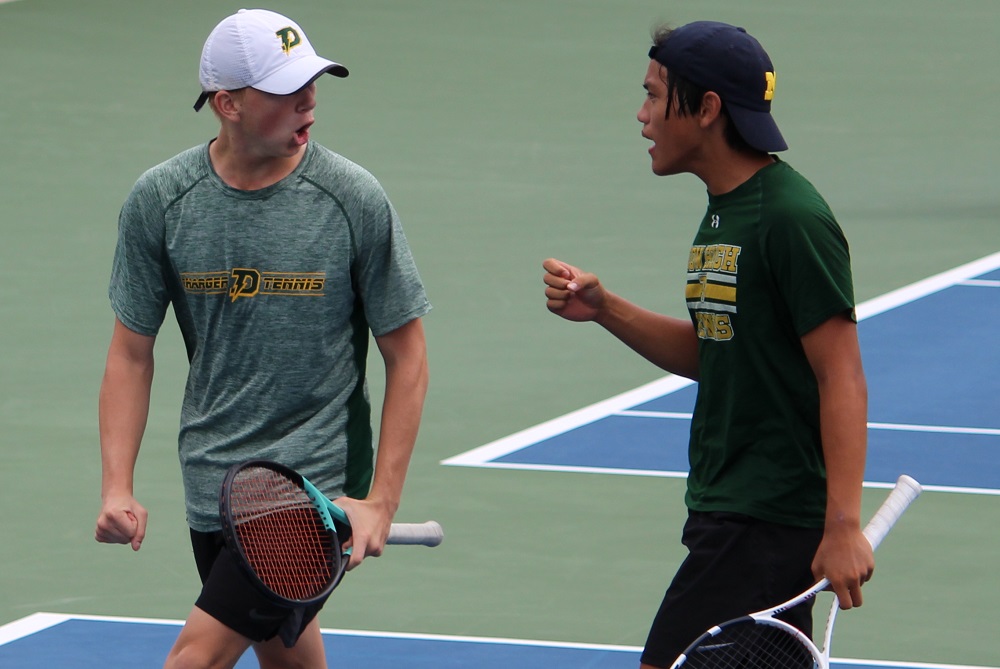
[640,511,824,668]
[190,529,329,648]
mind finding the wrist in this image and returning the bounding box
[592,291,619,328]
[363,493,399,519]
[825,509,862,533]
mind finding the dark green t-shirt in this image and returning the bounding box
[684,159,854,527]
[110,142,431,531]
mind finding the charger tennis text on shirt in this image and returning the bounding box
[181,269,327,302]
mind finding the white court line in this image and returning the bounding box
[617,410,694,420]
[836,660,999,669]
[0,611,636,653]
[0,613,69,645]
[618,411,1000,437]
[0,612,182,646]
[867,422,1000,437]
[442,374,694,466]
[853,251,1000,320]
[461,462,1000,496]
[1,612,996,669]
[443,251,1000,473]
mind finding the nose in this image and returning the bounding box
[637,103,648,124]
[296,83,317,112]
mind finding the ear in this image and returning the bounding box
[698,91,724,128]
[211,90,242,121]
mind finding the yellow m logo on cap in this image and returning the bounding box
[764,71,776,101]
[276,27,302,55]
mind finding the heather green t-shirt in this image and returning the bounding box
[110,141,431,531]
[684,159,854,528]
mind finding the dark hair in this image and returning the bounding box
[650,26,759,155]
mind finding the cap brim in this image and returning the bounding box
[193,57,348,111]
[253,56,349,95]
[725,104,788,153]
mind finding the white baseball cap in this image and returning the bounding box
[194,8,349,111]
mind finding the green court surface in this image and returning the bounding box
[1,0,998,666]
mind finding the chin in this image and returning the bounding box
[651,156,686,177]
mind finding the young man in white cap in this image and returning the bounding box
[95,8,431,667]
[541,21,872,668]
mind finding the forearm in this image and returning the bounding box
[99,346,154,499]
[800,313,868,529]
[819,370,868,531]
[368,322,429,514]
[801,313,873,604]
[595,292,700,380]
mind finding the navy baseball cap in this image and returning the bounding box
[647,21,787,152]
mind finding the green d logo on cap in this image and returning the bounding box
[276,27,302,55]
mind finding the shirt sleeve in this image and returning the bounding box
[759,195,856,336]
[350,177,431,337]
[108,171,172,336]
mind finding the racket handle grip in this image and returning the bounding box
[862,475,922,551]
[388,520,444,547]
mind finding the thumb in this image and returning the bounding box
[566,270,601,294]
[127,510,146,551]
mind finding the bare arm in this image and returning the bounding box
[335,317,429,569]
[802,311,873,609]
[543,258,700,379]
[95,318,156,551]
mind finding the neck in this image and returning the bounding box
[209,133,306,191]
[695,146,776,196]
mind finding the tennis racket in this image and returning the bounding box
[669,474,922,669]
[219,459,443,606]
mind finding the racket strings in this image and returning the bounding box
[685,621,818,669]
[228,467,341,602]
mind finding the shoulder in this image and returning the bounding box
[758,161,833,219]
[128,144,211,207]
[754,160,843,239]
[301,143,387,201]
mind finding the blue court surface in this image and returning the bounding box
[1,613,994,669]
[444,252,1000,497]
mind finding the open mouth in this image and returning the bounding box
[294,121,313,145]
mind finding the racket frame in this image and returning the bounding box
[220,459,444,606]
[220,459,349,606]
[668,475,922,669]
[674,614,824,669]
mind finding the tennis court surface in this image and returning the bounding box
[3,1,998,667]
[2,613,996,669]
[2,260,996,669]
[445,253,1000,497]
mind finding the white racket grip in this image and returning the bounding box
[387,521,444,547]
[862,475,922,551]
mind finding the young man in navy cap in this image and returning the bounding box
[95,8,431,668]
[542,21,871,668]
